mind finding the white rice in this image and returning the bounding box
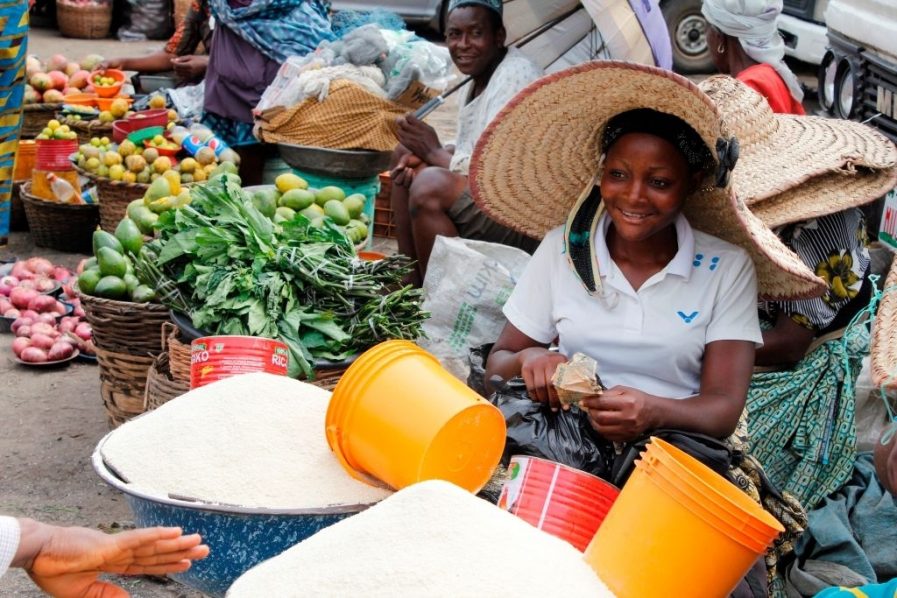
[227,480,616,597]
[100,372,392,509]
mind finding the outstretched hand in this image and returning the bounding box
[24,523,208,598]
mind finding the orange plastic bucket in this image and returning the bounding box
[326,340,506,492]
[13,140,37,180]
[190,336,289,389]
[583,438,783,598]
[498,455,619,551]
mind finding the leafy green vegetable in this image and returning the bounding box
[136,174,428,379]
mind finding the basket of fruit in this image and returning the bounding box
[22,54,99,137]
[23,104,64,139]
[19,181,99,253]
[58,104,118,144]
[56,0,113,40]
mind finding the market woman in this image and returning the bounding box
[202,0,334,184]
[477,62,821,444]
[0,0,27,253]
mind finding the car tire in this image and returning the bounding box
[662,0,715,74]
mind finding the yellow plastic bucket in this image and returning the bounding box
[325,340,506,492]
[584,438,783,598]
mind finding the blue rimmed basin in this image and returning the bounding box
[92,434,370,597]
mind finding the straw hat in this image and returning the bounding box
[469,61,825,300]
[699,75,897,228]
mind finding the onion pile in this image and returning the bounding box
[0,257,73,319]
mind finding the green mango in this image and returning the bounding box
[92,229,123,255]
[279,188,315,211]
[126,198,145,220]
[343,193,365,219]
[144,177,171,204]
[94,276,128,300]
[123,273,140,293]
[130,285,156,303]
[323,200,350,226]
[114,217,144,256]
[96,246,128,278]
[77,269,101,295]
[130,206,159,236]
[274,206,296,223]
[252,189,278,218]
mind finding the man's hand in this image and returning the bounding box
[391,147,423,188]
[395,114,442,164]
[171,55,209,82]
[582,386,658,442]
[20,521,208,598]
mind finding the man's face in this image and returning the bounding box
[445,6,506,77]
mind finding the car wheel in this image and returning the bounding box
[662,0,715,74]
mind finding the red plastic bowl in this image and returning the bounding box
[89,69,125,98]
[127,109,168,129]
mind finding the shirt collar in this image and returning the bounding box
[595,212,696,285]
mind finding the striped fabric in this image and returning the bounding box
[0,0,28,247]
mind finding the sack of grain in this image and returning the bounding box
[227,480,615,597]
[100,372,392,509]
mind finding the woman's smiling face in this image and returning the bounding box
[600,132,696,244]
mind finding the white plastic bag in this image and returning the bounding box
[418,236,531,380]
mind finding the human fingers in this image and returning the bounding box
[129,531,204,558]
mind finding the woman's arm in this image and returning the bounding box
[485,322,566,405]
[755,312,814,366]
[583,339,755,441]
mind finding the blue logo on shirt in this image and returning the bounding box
[693,254,721,271]
[677,311,699,324]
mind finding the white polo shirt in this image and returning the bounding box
[503,213,762,399]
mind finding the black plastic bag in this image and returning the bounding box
[609,429,733,488]
[490,377,615,479]
[466,342,493,398]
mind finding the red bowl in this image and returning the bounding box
[89,69,125,98]
[127,109,168,129]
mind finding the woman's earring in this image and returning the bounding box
[717,42,725,54]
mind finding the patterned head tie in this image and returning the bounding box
[448,0,503,16]
[602,109,716,178]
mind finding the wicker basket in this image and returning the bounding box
[76,165,148,232]
[80,291,170,355]
[872,254,897,391]
[373,172,396,239]
[144,352,190,411]
[56,0,112,39]
[97,347,156,427]
[60,115,113,145]
[10,180,28,231]
[20,182,99,253]
[305,362,351,390]
[22,104,63,139]
[163,322,192,383]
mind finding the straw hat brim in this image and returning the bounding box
[469,61,825,300]
[871,254,897,390]
[699,75,897,212]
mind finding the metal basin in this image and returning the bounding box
[277,143,392,180]
[92,436,368,597]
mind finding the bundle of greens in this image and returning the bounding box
[136,174,427,378]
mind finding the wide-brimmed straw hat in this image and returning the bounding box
[699,75,897,228]
[469,61,825,300]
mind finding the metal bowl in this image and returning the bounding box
[92,436,369,597]
[133,74,177,95]
[277,143,392,179]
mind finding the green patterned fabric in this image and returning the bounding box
[747,322,869,511]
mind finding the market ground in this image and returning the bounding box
[1,27,820,597]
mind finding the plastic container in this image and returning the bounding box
[325,340,506,492]
[95,95,133,113]
[127,108,168,129]
[62,92,98,107]
[35,139,78,171]
[584,437,784,598]
[190,336,289,389]
[13,140,37,180]
[127,126,165,146]
[89,69,125,98]
[498,455,619,551]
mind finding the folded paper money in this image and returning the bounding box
[551,353,605,406]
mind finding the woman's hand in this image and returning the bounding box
[518,348,568,409]
[582,386,658,442]
[171,55,209,82]
[98,58,125,71]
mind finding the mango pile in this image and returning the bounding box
[253,174,369,245]
[77,226,155,302]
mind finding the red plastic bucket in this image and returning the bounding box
[190,336,289,389]
[127,109,169,129]
[35,139,78,171]
[497,455,620,551]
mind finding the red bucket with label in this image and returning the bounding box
[36,139,78,171]
[190,336,289,389]
[498,455,620,551]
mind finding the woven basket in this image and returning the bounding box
[144,352,190,411]
[22,104,63,139]
[75,165,148,232]
[10,180,28,231]
[60,115,113,145]
[162,322,192,383]
[80,291,170,355]
[97,347,156,427]
[56,0,112,39]
[872,254,897,390]
[373,172,396,239]
[20,182,99,253]
[305,359,354,390]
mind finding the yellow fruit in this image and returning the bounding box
[142,147,159,164]
[103,151,122,167]
[195,146,216,166]
[47,119,60,130]
[85,157,100,171]
[118,140,137,157]
[153,156,172,174]
[122,170,137,184]
[179,157,197,174]
[162,170,181,195]
[191,167,207,182]
[149,94,166,109]
[100,137,111,146]
[98,111,114,124]
[136,169,151,184]
[125,154,147,174]
[108,164,125,181]
[275,173,308,193]
[167,109,178,122]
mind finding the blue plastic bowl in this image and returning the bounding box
[92,435,369,597]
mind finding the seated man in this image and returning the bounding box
[390,0,543,287]
[102,0,211,85]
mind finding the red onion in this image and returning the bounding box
[35,277,58,293]
[17,279,35,290]
[74,322,92,341]
[58,318,77,334]
[51,301,68,315]
[35,312,57,325]
[25,257,54,277]
[27,294,58,313]
[47,342,74,361]
[29,333,55,351]
[30,322,58,337]
[73,304,85,318]
[11,262,33,280]
[20,347,48,363]
[11,337,31,357]
[10,317,32,334]
[3,308,20,319]
[0,298,11,313]
[0,275,17,296]
[14,325,31,338]
[10,287,39,310]
[52,267,71,282]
